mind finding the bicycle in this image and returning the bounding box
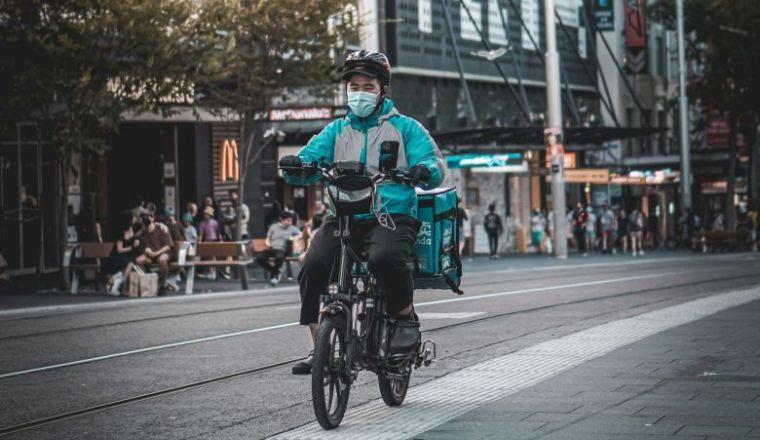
[280,159,436,429]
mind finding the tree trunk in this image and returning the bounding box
[726,111,738,230]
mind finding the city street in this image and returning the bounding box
[1,252,759,439]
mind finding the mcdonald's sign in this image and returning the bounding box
[220,139,239,181]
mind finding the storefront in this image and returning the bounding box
[0,123,60,274]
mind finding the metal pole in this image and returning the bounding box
[676,0,692,210]
[545,0,567,259]
[441,0,477,125]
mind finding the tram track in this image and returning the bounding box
[2,270,758,437]
[0,257,721,342]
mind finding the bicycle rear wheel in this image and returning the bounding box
[378,367,411,406]
[311,315,351,429]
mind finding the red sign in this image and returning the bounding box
[625,0,646,49]
[705,111,748,151]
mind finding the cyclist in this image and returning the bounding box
[280,50,445,375]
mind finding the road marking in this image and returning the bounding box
[270,286,760,440]
[470,252,758,277]
[0,285,299,320]
[418,271,685,307]
[416,312,485,320]
[0,322,298,380]
[0,270,685,380]
[3,253,752,319]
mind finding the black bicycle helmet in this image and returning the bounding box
[341,50,391,87]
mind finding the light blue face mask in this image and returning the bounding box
[347,91,379,118]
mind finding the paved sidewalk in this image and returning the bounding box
[416,298,760,440]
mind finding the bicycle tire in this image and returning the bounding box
[378,367,411,406]
[311,315,351,429]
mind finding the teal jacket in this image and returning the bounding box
[283,99,445,220]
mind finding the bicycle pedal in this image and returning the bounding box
[416,339,436,368]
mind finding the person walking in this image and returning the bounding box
[617,208,629,254]
[530,209,546,252]
[484,204,503,259]
[461,205,473,260]
[628,209,645,256]
[599,204,616,254]
[573,203,588,256]
[585,207,597,253]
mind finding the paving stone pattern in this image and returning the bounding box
[416,299,760,440]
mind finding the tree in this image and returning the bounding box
[654,0,760,228]
[192,0,358,239]
[0,0,200,284]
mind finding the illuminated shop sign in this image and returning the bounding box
[269,107,333,121]
[220,139,239,182]
[446,153,523,169]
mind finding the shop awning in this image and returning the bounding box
[431,126,667,153]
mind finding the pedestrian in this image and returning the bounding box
[135,210,176,292]
[461,205,473,260]
[530,209,545,251]
[256,211,301,286]
[483,204,503,259]
[223,189,251,241]
[103,213,141,296]
[165,209,186,243]
[200,195,223,238]
[711,212,725,231]
[573,203,588,256]
[628,209,645,256]
[617,208,629,254]
[284,204,299,225]
[182,212,197,244]
[197,206,219,279]
[600,204,616,254]
[566,207,576,251]
[585,207,597,253]
[458,205,468,255]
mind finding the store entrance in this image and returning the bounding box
[0,123,60,274]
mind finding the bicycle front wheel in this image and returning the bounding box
[311,315,351,429]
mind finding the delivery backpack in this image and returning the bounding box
[412,187,464,295]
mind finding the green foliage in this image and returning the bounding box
[652,0,760,114]
[193,0,358,114]
[0,0,199,154]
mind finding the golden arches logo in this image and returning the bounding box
[220,139,239,182]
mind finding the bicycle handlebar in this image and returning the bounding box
[279,162,415,186]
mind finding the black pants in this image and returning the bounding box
[256,249,286,276]
[487,230,499,256]
[298,216,419,325]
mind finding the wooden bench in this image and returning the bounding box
[184,241,252,294]
[64,242,114,294]
[251,239,299,281]
[694,230,753,253]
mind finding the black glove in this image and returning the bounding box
[279,155,302,169]
[409,165,431,185]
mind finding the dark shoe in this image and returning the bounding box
[292,351,314,375]
[219,270,232,280]
[390,317,421,354]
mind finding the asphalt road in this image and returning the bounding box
[1,252,759,439]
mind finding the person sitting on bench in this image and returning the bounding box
[256,211,300,286]
[135,210,176,292]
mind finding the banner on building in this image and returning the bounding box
[625,0,647,74]
[593,0,614,31]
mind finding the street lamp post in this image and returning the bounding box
[545,0,568,259]
[676,0,692,211]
